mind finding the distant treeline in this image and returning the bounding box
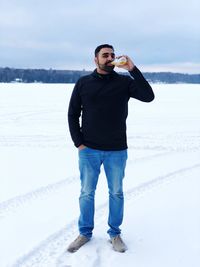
[0,67,200,84]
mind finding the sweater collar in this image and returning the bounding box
[91,69,118,80]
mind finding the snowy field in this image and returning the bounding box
[0,82,200,267]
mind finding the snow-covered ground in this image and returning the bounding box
[0,82,200,267]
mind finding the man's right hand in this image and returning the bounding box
[78,144,87,151]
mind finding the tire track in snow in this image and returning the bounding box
[128,133,200,152]
[0,135,66,148]
[0,149,179,218]
[10,162,200,267]
[0,175,79,219]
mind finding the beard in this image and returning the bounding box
[97,61,115,73]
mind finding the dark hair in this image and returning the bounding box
[94,44,114,57]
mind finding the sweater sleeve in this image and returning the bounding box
[128,66,155,102]
[68,80,83,147]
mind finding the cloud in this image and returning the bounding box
[0,0,199,72]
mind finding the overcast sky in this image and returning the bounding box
[0,0,199,73]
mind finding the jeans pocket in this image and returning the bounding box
[79,146,89,152]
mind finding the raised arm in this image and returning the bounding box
[117,55,154,102]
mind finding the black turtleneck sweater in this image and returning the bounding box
[68,66,154,150]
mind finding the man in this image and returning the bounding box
[67,44,154,253]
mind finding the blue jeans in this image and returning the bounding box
[78,147,127,239]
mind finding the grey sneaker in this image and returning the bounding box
[67,235,90,253]
[110,235,127,253]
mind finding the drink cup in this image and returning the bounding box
[111,56,127,66]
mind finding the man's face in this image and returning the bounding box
[95,47,115,73]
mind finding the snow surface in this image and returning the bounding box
[0,82,200,267]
